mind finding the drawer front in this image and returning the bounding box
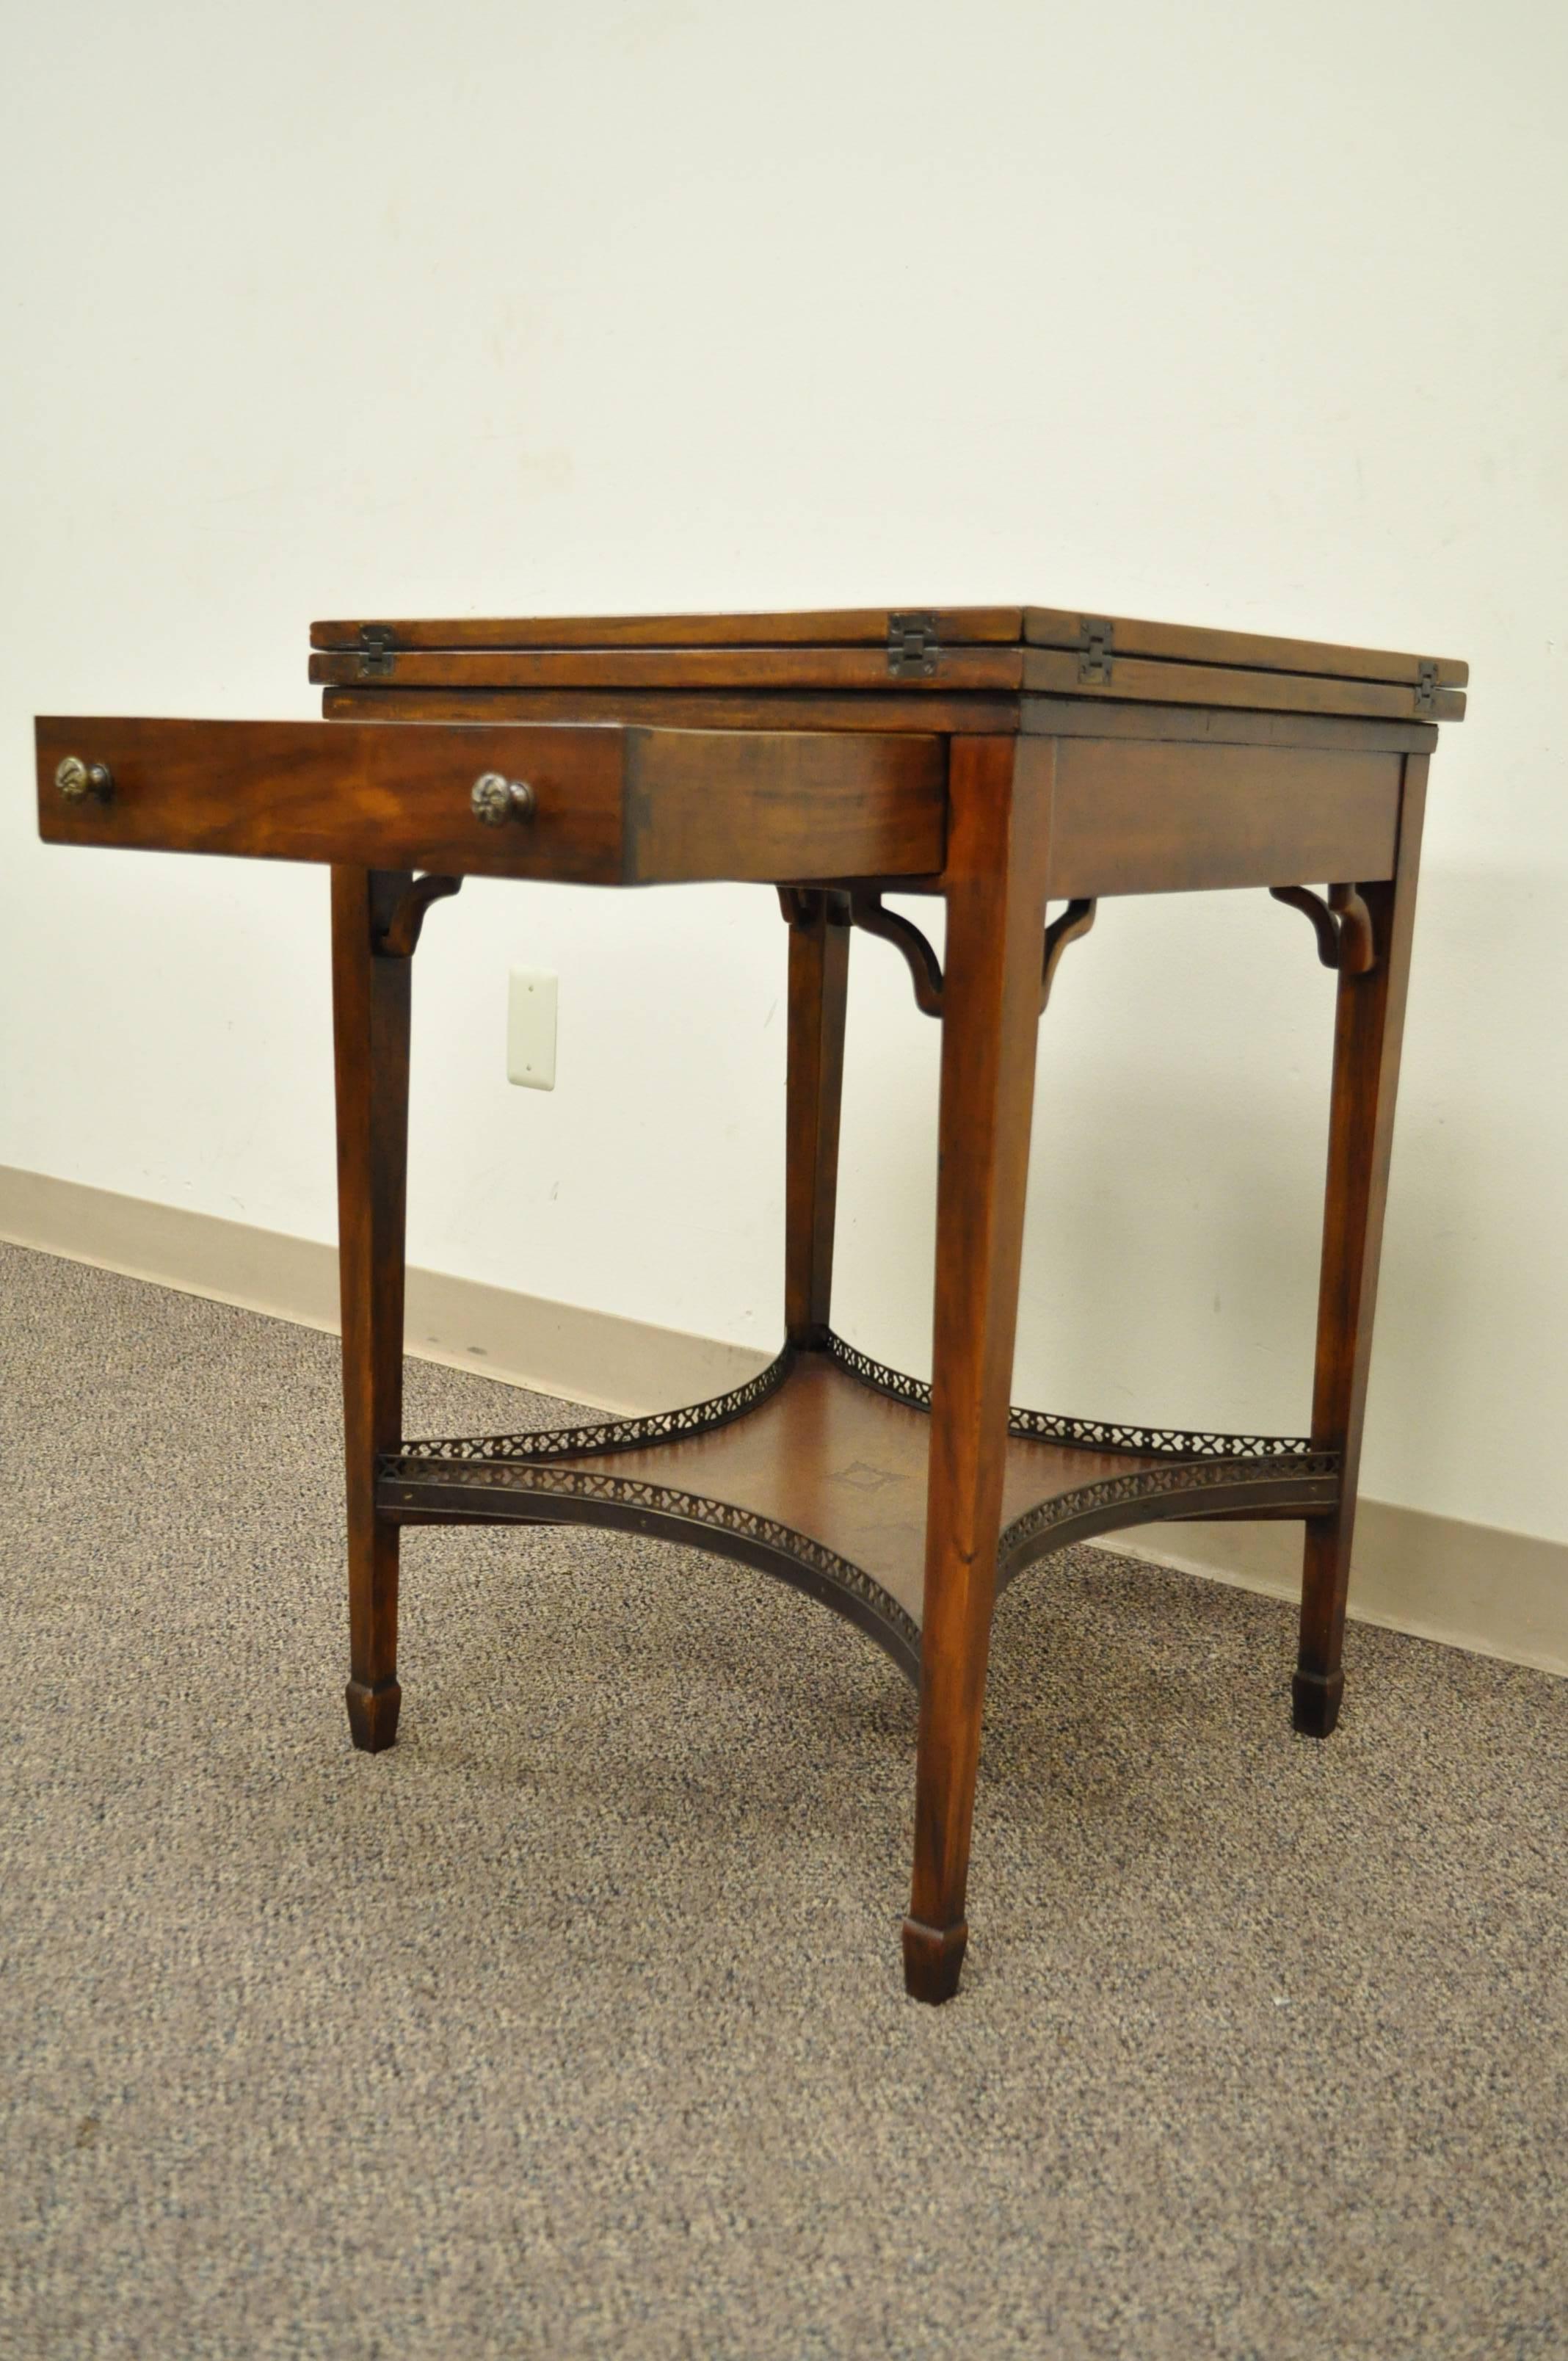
[36,718,948,885]
[36,717,628,882]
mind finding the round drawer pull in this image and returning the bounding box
[471,772,535,827]
[56,755,114,805]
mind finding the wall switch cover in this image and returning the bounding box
[507,968,557,1089]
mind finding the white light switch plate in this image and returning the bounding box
[507,968,557,1089]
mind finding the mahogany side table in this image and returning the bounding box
[36,603,1466,2001]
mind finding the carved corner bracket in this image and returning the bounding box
[374,872,462,959]
[1269,883,1376,975]
[781,888,1101,1021]
[848,891,945,1017]
[776,886,852,932]
[1039,899,1097,1012]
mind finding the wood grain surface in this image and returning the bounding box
[35,717,947,885]
[311,642,1462,720]
[311,605,1466,689]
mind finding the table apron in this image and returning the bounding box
[1042,736,1402,896]
[39,717,1400,896]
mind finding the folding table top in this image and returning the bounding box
[311,606,1467,725]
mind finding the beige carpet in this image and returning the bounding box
[1,1238,1564,2360]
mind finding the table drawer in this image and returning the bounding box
[35,718,948,886]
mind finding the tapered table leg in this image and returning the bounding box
[904,739,1053,2003]
[783,890,851,1347]
[331,866,415,1752]
[1296,755,1429,1736]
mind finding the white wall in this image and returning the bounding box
[2,0,1564,1540]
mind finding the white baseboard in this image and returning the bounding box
[1100,1509,1568,1680]
[3,1162,1563,1680]
[0,1164,770,1415]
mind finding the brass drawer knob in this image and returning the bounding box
[471,772,535,827]
[56,755,114,805]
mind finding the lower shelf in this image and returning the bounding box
[379,1335,1337,1680]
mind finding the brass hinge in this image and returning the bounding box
[1413,659,1437,716]
[1078,617,1114,686]
[357,624,396,680]
[888,612,940,679]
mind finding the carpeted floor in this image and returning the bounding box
[1,1238,1564,2360]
